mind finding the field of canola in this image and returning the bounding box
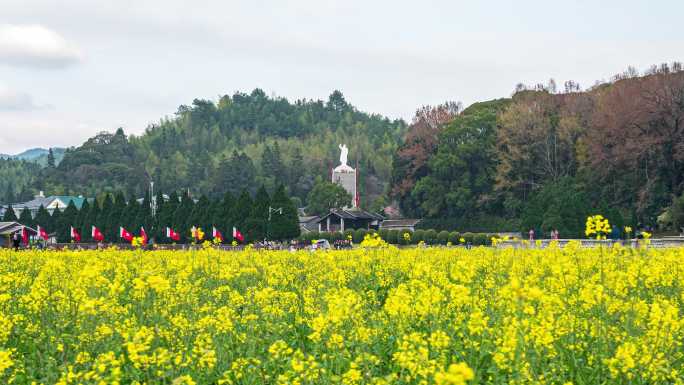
[1,244,683,385]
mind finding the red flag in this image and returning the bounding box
[70,226,81,242]
[166,227,180,241]
[212,226,223,243]
[232,227,244,243]
[37,225,49,241]
[22,226,29,245]
[119,227,133,242]
[140,227,148,245]
[92,226,104,242]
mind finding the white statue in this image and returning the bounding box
[338,144,349,167]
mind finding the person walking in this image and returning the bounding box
[528,229,535,242]
[12,231,20,251]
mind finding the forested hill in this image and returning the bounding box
[391,63,684,236]
[29,89,407,208]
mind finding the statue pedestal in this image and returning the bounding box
[332,164,357,208]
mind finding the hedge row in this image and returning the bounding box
[416,216,520,233]
[298,229,493,246]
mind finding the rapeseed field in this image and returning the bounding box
[1,243,683,384]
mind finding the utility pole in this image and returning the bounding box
[266,206,283,240]
[150,181,156,218]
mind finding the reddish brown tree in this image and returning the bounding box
[588,70,684,213]
[390,101,461,215]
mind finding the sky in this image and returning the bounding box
[0,0,682,154]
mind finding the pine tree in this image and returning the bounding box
[97,194,114,240]
[104,191,127,241]
[47,148,56,168]
[2,205,17,222]
[135,192,153,237]
[190,195,211,234]
[58,201,79,242]
[269,185,300,240]
[35,205,51,232]
[289,147,305,199]
[19,207,34,228]
[217,191,235,233]
[4,185,15,204]
[158,191,178,243]
[79,200,95,242]
[232,190,253,236]
[50,209,61,238]
[173,191,195,242]
[245,186,270,241]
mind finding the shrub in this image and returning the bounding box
[300,231,320,243]
[413,229,426,244]
[386,230,399,244]
[424,229,438,244]
[473,233,489,246]
[448,231,461,245]
[329,232,344,241]
[437,231,450,245]
[353,229,367,243]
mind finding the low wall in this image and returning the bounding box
[498,237,684,249]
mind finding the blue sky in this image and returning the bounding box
[1,0,682,153]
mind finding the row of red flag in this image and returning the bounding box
[29,225,245,244]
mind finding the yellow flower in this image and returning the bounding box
[585,214,611,239]
[434,362,474,385]
[0,349,14,375]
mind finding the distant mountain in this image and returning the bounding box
[0,148,65,166]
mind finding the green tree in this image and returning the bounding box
[306,178,352,216]
[19,207,33,228]
[34,205,52,232]
[289,147,306,200]
[79,200,96,242]
[216,192,234,232]
[671,192,684,233]
[411,99,508,218]
[47,148,56,168]
[269,185,300,240]
[106,191,128,241]
[3,205,17,222]
[245,186,270,241]
[58,201,80,242]
[173,191,195,242]
[520,177,591,238]
[232,190,253,234]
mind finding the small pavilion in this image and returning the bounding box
[316,208,384,232]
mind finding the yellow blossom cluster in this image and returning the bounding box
[1,244,684,384]
[585,214,612,239]
[360,232,391,248]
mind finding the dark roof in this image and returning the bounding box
[299,216,320,233]
[0,222,37,235]
[317,208,384,223]
[299,216,319,223]
[2,195,87,211]
[381,219,421,227]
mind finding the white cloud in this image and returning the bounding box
[0,86,43,110]
[0,24,82,68]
